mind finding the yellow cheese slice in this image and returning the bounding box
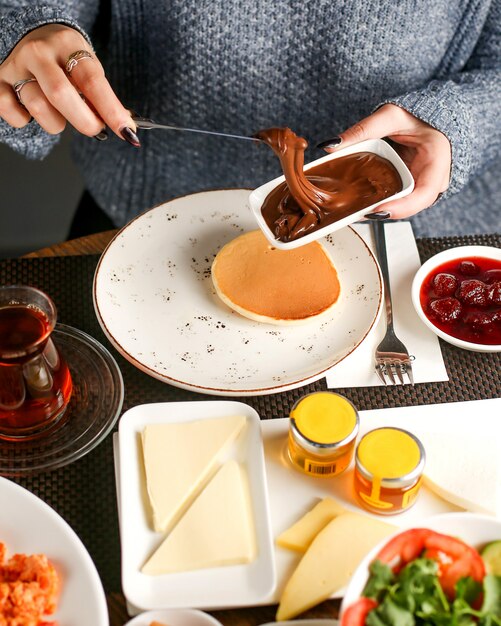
[142,460,256,574]
[276,497,347,552]
[276,512,396,621]
[142,415,246,532]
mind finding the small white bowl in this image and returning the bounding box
[248,138,414,250]
[124,608,223,626]
[411,245,501,353]
[341,512,501,620]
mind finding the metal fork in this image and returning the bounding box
[372,220,414,385]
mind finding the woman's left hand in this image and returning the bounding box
[322,104,452,219]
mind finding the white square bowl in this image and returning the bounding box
[248,138,414,250]
[117,400,276,611]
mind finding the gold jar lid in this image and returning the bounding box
[355,427,425,488]
[290,391,359,456]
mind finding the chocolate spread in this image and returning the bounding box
[255,128,402,242]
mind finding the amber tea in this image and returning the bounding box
[0,286,72,439]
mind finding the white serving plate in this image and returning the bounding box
[124,608,223,626]
[262,619,339,626]
[115,399,500,611]
[248,139,414,250]
[117,401,276,611]
[412,245,501,352]
[0,476,108,625]
[93,189,382,396]
[341,512,501,616]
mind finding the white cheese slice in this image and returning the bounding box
[142,460,256,574]
[142,415,246,532]
[276,497,347,552]
[276,512,396,621]
[422,430,501,516]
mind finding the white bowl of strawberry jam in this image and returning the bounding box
[411,246,501,352]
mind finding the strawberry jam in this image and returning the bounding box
[420,256,501,345]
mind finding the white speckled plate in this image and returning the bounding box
[0,476,108,625]
[93,189,382,396]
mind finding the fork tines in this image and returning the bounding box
[375,361,414,386]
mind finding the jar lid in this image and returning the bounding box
[355,427,425,488]
[290,391,359,454]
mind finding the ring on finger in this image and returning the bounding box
[12,78,37,107]
[65,50,93,75]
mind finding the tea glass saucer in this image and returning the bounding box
[0,324,124,475]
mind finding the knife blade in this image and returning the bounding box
[132,115,261,143]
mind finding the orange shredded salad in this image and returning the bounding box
[0,542,59,626]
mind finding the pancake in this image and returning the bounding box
[211,230,341,325]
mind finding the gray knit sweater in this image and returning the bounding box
[0,0,500,236]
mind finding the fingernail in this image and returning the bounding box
[366,211,391,221]
[94,129,108,141]
[120,126,141,147]
[316,136,342,150]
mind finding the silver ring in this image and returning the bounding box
[13,78,37,106]
[65,50,93,74]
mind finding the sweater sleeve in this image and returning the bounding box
[382,0,501,198]
[0,1,100,159]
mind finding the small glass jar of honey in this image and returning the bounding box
[354,427,425,515]
[287,391,359,477]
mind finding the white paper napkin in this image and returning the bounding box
[326,222,448,387]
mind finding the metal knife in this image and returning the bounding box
[131,115,261,143]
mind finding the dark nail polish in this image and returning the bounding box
[366,211,391,221]
[94,130,108,141]
[316,136,342,150]
[120,126,141,147]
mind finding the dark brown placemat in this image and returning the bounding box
[0,233,500,593]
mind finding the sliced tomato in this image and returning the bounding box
[423,548,454,577]
[341,597,378,626]
[375,529,430,568]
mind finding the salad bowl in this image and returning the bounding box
[341,512,501,623]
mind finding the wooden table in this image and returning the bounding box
[24,231,118,258]
[24,232,342,626]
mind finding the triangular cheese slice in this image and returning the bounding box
[142,460,256,574]
[276,497,347,552]
[142,415,246,532]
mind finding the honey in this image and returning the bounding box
[287,391,359,477]
[354,427,425,515]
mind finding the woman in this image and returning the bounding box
[0,1,499,237]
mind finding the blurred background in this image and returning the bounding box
[0,130,83,257]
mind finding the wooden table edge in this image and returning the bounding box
[23,230,118,258]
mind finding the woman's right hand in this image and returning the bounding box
[0,24,139,144]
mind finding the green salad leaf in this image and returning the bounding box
[480,575,501,625]
[362,558,501,626]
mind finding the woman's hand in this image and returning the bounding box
[322,104,451,219]
[0,24,138,144]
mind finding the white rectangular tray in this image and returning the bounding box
[117,401,276,611]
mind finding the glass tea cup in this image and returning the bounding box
[0,285,72,439]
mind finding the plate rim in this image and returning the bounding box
[124,608,223,626]
[0,475,109,624]
[93,189,383,395]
